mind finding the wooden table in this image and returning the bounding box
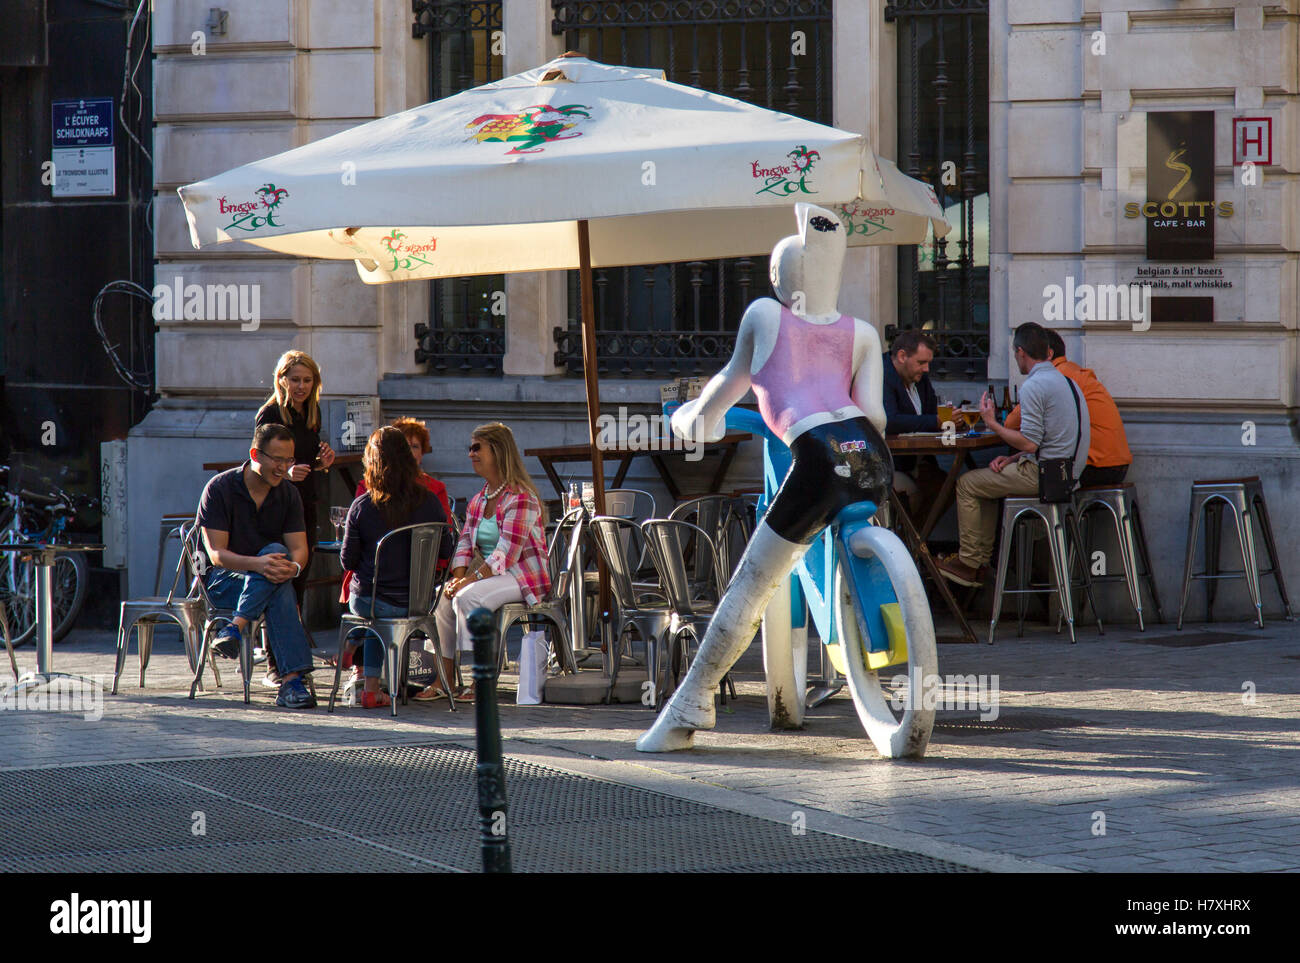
[885,431,1004,645]
[203,452,364,491]
[525,433,752,502]
[886,431,1004,540]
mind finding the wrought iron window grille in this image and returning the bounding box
[887,0,990,380]
[550,0,832,379]
[412,1,506,374]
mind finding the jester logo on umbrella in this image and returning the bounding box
[220,182,290,233]
[754,145,821,197]
[467,104,591,154]
[379,228,438,272]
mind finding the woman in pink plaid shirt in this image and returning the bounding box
[418,422,550,702]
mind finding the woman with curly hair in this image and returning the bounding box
[417,422,549,702]
[339,426,451,708]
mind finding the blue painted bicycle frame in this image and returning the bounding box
[664,403,896,657]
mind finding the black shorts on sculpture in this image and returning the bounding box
[763,416,893,544]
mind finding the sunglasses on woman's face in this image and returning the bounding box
[468,442,482,453]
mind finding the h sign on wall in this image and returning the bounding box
[1233,117,1272,166]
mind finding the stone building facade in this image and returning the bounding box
[129,0,1299,624]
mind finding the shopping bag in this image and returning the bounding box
[516,630,548,705]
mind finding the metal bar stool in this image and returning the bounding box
[1073,483,1163,631]
[1176,476,1294,629]
[988,497,1104,645]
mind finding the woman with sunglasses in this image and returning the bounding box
[417,422,549,702]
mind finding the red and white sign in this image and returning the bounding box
[1233,117,1272,166]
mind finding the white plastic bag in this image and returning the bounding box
[516,630,548,705]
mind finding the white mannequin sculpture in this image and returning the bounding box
[638,202,890,752]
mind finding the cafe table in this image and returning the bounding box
[525,432,752,502]
[887,430,1004,540]
[884,430,1004,645]
[1,542,105,696]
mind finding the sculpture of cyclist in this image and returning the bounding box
[638,201,893,752]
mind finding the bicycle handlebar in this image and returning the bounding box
[661,401,782,448]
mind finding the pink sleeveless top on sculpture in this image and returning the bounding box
[750,305,856,440]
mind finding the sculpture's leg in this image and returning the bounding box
[637,523,805,752]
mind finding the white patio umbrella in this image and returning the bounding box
[178,54,950,514]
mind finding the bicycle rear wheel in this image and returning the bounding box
[834,525,937,759]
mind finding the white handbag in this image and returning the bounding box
[516,630,548,705]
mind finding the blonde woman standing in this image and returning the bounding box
[417,422,549,702]
[255,350,336,616]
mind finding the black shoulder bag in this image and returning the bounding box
[1037,380,1082,503]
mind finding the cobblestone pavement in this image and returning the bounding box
[2,614,1297,872]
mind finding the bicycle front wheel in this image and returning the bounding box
[834,525,938,759]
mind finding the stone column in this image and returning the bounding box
[836,0,899,340]
[502,0,565,375]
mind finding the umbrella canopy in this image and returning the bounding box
[178,54,950,533]
[178,55,949,283]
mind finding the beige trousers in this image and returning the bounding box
[954,459,1039,567]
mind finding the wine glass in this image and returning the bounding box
[329,505,347,543]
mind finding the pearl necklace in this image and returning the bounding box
[482,480,508,500]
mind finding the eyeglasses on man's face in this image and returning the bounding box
[256,449,296,469]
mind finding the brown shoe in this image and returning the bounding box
[934,554,986,587]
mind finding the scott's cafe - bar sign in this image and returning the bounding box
[1121,110,1259,325]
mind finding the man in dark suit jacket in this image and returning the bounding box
[882,329,944,519]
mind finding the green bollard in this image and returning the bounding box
[469,607,510,873]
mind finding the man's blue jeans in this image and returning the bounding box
[205,543,313,677]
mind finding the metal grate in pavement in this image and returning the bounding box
[934,712,1091,735]
[1122,631,1257,647]
[0,745,981,873]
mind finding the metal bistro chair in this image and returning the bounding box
[154,511,200,595]
[1177,476,1294,629]
[641,518,728,708]
[113,519,219,694]
[669,495,742,601]
[586,516,673,704]
[187,526,270,705]
[493,508,584,678]
[988,497,1104,645]
[328,521,455,716]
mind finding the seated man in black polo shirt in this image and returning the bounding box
[882,329,945,519]
[196,422,316,709]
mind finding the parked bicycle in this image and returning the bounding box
[0,464,95,647]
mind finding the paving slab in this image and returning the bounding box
[1,617,1296,871]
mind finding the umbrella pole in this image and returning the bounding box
[577,220,613,674]
[576,219,607,518]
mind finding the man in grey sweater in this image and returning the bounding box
[935,322,1090,587]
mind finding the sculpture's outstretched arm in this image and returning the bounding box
[671,307,760,444]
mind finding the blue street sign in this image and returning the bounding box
[52,98,115,148]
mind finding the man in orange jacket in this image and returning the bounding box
[1004,329,1132,486]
